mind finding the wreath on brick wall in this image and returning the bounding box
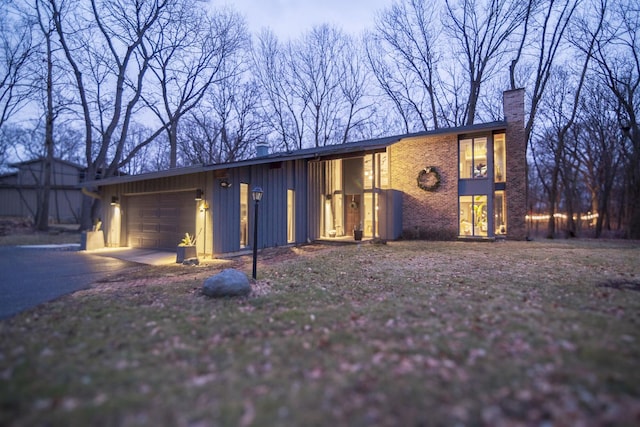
[417,166,441,192]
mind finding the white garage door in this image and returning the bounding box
[126,192,197,250]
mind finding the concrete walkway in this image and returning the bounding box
[89,247,177,266]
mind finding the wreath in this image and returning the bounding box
[417,166,441,192]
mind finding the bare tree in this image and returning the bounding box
[255,26,372,150]
[578,82,624,237]
[253,29,307,151]
[142,6,248,168]
[444,0,529,125]
[293,25,354,147]
[588,0,640,238]
[118,122,161,174]
[0,0,36,133]
[179,77,264,165]
[509,0,584,148]
[368,0,443,132]
[338,38,375,143]
[47,0,192,229]
[32,0,56,230]
[530,62,592,238]
[0,123,29,173]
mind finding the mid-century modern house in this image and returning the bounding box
[0,157,86,224]
[87,89,526,258]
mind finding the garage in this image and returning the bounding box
[126,191,197,250]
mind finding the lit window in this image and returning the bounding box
[495,191,507,235]
[287,189,295,243]
[240,183,248,248]
[459,195,488,237]
[494,133,506,182]
[459,137,488,179]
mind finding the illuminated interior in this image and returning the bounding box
[494,133,506,182]
[494,190,507,235]
[459,195,488,237]
[320,153,387,239]
[240,183,248,248]
[287,189,295,243]
[459,137,488,179]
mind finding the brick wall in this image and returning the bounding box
[387,88,527,241]
[388,134,459,239]
[503,88,527,240]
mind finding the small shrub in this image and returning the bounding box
[401,226,458,241]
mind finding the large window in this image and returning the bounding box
[460,137,488,179]
[459,195,488,237]
[319,156,382,239]
[323,159,344,237]
[494,133,506,182]
[240,183,248,248]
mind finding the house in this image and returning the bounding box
[88,89,526,257]
[0,157,86,224]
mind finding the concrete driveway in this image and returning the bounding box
[0,246,145,320]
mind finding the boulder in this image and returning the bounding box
[202,269,251,298]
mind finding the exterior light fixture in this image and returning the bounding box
[110,196,119,206]
[252,186,263,202]
[251,186,263,279]
[195,189,203,201]
[220,179,232,188]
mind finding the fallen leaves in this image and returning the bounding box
[1,241,639,426]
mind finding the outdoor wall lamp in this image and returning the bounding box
[110,196,119,206]
[219,178,232,188]
[251,186,263,279]
[195,189,203,201]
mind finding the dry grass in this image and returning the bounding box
[0,218,80,246]
[1,239,639,426]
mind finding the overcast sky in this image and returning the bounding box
[223,0,393,40]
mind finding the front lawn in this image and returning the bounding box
[1,240,639,426]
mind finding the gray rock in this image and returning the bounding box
[202,269,251,298]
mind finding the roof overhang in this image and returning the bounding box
[83,121,506,188]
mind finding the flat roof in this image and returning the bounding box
[85,121,506,187]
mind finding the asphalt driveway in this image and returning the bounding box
[0,246,139,320]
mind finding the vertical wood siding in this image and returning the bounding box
[307,161,324,241]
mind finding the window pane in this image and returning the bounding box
[240,183,248,248]
[460,139,473,179]
[459,195,488,237]
[287,189,295,243]
[324,160,344,238]
[459,195,473,236]
[364,192,376,237]
[495,190,507,235]
[364,154,374,189]
[473,138,487,179]
[379,152,389,188]
[473,195,488,236]
[494,133,506,182]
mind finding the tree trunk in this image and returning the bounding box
[169,122,178,168]
[36,31,55,231]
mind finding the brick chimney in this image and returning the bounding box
[503,88,527,240]
[503,88,525,126]
[256,142,269,157]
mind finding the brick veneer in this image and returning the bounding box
[503,88,527,240]
[387,88,527,240]
[388,134,459,238]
